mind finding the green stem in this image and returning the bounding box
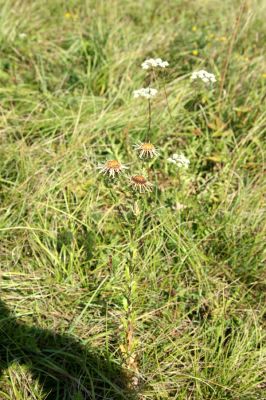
[147,98,151,141]
[163,80,174,121]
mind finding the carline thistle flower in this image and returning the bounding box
[134,142,159,159]
[167,153,190,168]
[191,70,216,85]
[133,88,158,99]
[97,159,128,178]
[130,175,153,193]
[141,58,169,70]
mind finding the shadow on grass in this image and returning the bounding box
[0,299,132,399]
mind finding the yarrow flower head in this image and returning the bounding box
[141,58,169,70]
[134,142,159,159]
[167,153,190,168]
[130,175,153,193]
[133,88,158,99]
[97,159,128,178]
[191,70,216,85]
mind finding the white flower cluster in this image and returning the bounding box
[141,58,169,70]
[191,70,216,85]
[167,153,190,168]
[133,87,158,99]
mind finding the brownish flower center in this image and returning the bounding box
[132,175,147,185]
[141,143,154,151]
[106,160,121,170]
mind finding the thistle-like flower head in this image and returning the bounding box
[97,159,128,178]
[134,142,159,159]
[130,175,153,193]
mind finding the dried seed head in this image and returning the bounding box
[130,175,153,193]
[97,159,128,178]
[106,160,121,170]
[141,143,154,151]
[132,175,147,184]
[134,142,159,159]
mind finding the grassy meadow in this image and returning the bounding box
[0,0,266,399]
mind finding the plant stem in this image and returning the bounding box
[148,98,151,132]
[145,98,151,142]
[163,80,174,121]
[218,0,246,108]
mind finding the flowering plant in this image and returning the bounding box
[96,58,217,388]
